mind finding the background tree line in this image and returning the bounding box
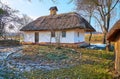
[0,1,32,40]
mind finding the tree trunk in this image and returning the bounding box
[55,32,61,49]
[89,32,92,45]
[103,32,111,51]
[88,13,92,45]
[103,33,106,44]
[106,40,111,51]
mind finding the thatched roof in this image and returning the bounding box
[107,20,120,41]
[20,12,95,32]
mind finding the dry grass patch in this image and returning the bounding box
[20,45,115,79]
[85,34,104,43]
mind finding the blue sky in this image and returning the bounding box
[2,0,120,32]
[2,0,75,19]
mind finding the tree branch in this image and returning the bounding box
[93,15,104,32]
[105,0,120,16]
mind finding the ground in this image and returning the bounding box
[0,34,118,79]
[0,45,115,79]
[22,45,115,79]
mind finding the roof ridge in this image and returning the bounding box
[35,12,78,19]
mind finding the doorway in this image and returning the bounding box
[35,32,39,43]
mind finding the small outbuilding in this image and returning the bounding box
[107,20,120,73]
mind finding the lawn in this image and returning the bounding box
[20,45,115,79]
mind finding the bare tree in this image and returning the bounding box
[17,14,33,30]
[76,0,120,50]
[0,1,19,39]
[76,0,96,45]
[0,8,4,14]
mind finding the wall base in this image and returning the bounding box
[21,42,86,48]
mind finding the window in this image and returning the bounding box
[77,32,79,37]
[51,31,55,37]
[62,31,66,37]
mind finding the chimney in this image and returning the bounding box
[49,6,58,15]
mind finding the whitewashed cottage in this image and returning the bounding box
[20,6,95,47]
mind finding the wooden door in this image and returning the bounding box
[35,32,39,43]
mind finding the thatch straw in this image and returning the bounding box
[20,12,95,32]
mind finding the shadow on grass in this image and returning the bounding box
[0,40,21,47]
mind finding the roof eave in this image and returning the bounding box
[107,29,120,41]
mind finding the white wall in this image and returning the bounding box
[23,29,85,43]
[24,32,35,42]
[74,29,85,43]
[60,31,74,43]
[38,31,75,43]
[39,31,56,43]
